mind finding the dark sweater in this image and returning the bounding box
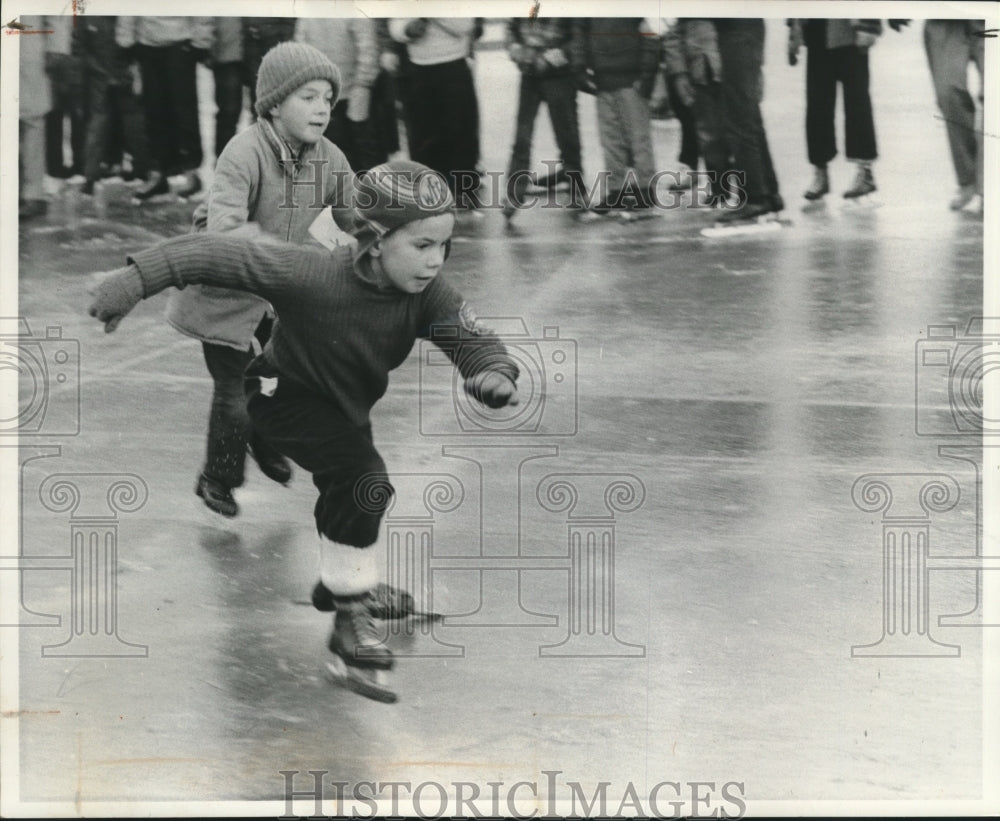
[127,234,519,427]
[570,18,660,91]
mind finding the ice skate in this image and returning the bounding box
[701,198,787,238]
[311,580,442,621]
[325,596,397,703]
[960,193,983,217]
[949,185,976,211]
[131,171,171,205]
[175,171,203,202]
[841,162,879,207]
[803,165,829,201]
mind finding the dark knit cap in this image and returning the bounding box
[254,41,341,117]
[352,160,455,259]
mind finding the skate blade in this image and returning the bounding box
[700,218,784,238]
[611,210,659,222]
[840,195,882,210]
[325,658,397,703]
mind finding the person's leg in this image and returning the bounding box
[805,43,838,167]
[136,45,168,177]
[443,59,481,204]
[596,89,629,205]
[667,76,699,170]
[506,75,543,205]
[165,41,203,178]
[542,73,584,203]
[83,78,111,186]
[118,82,152,180]
[619,84,657,205]
[198,342,254,515]
[840,46,877,162]
[213,61,244,159]
[924,20,977,191]
[692,82,730,199]
[19,116,48,212]
[324,99,356,164]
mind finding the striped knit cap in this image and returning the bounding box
[352,160,455,259]
[254,41,341,117]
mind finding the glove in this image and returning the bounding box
[464,371,519,409]
[379,51,400,74]
[855,30,878,48]
[542,47,568,68]
[347,86,371,123]
[671,73,695,107]
[87,267,145,333]
[888,19,910,32]
[404,18,429,40]
[575,69,597,95]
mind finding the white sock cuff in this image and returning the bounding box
[319,537,379,596]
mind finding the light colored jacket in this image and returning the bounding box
[663,19,721,85]
[296,18,379,91]
[164,122,357,348]
[389,18,476,65]
[116,17,214,50]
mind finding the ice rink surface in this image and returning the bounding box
[6,16,993,815]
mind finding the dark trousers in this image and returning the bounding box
[667,78,699,170]
[691,82,730,196]
[46,70,85,177]
[506,72,582,201]
[246,374,391,547]
[201,318,280,488]
[804,23,877,165]
[136,43,203,176]
[213,61,246,158]
[83,78,150,183]
[716,19,779,203]
[406,58,480,201]
[324,99,386,176]
[370,69,400,156]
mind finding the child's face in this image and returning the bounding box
[269,79,334,148]
[373,214,455,294]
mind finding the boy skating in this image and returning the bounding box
[88,161,520,702]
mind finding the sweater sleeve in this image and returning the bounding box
[126,233,328,306]
[417,280,520,384]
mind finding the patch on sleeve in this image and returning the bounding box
[458,302,490,336]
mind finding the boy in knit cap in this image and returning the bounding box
[166,41,356,521]
[89,160,520,702]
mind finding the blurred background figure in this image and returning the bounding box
[389,17,482,206]
[242,17,297,115]
[210,17,246,161]
[924,19,984,216]
[662,18,730,204]
[788,18,882,201]
[45,16,85,181]
[502,15,583,216]
[370,20,403,161]
[116,16,214,201]
[297,16,384,173]
[75,16,151,196]
[19,15,70,220]
[570,17,660,212]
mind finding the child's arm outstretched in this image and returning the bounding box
[88,233,333,332]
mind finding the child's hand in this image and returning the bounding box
[87,267,144,333]
[464,372,519,409]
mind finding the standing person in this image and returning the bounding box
[116,16,214,201]
[388,18,482,206]
[788,18,882,201]
[89,160,521,703]
[45,16,85,180]
[570,18,660,213]
[711,18,783,224]
[75,16,151,196]
[502,15,584,218]
[660,19,701,193]
[371,20,402,160]
[19,15,65,220]
[164,41,356,519]
[296,17,384,173]
[211,17,247,160]
[924,19,985,215]
[662,18,731,205]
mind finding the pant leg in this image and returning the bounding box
[596,89,630,198]
[246,377,391,547]
[117,83,151,178]
[201,342,254,488]
[620,85,656,190]
[137,45,170,174]
[83,78,111,183]
[442,59,480,196]
[507,75,544,200]
[692,82,729,196]
[213,62,244,159]
[324,99,357,165]
[164,42,203,174]
[718,19,775,203]
[837,46,877,161]
[805,43,839,166]
[667,77,699,169]
[19,117,47,201]
[924,20,978,188]
[541,73,584,203]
